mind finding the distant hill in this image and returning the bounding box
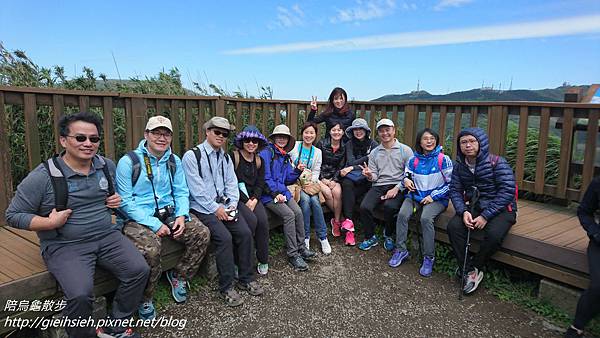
[373,85,590,102]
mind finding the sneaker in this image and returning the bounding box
[345,231,356,246]
[137,300,156,320]
[358,236,379,251]
[331,219,341,237]
[564,326,584,338]
[419,256,435,277]
[383,236,395,251]
[320,238,332,255]
[219,288,244,307]
[463,268,484,294]
[388,249,410,267]
[166,270,187,303]
[288,255,308,271]
[237,280,265,296]
[300,248,317,261]
[304,238,310,250]
[96,327,141,338]
[341,218,355,232]
[257,263,269,275]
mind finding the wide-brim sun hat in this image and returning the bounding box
[269,124,296,152]
[234,125,269,150]
[345,118,371,139]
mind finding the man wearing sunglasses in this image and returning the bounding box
[183,116,264,307]
[116,116,210,320]
[6,112,149,338]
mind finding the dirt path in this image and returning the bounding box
[141,238,562,338]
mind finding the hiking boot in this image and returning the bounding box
[564,326,584,338]
[288,255,308,271]
[219,288,243,307]
[237,280,265,296]
[166,270,187,303]
[341,218,355,232]
[419,256,435,277]
[331,219,341,237]
[257,263,269,276]
[137,300,156,320]
[320,238,332,255]
[463,267,484,294]
[358,236,379,251]
[383,236,395,251]
[388,249,409,267]
[96,327,141,338]
[345,231,356,246]
[300,248,317,261]
[304,238,310,251]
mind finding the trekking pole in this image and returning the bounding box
[459,186,479,300]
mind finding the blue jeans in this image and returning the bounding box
[299,191,327,240]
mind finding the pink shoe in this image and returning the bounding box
[331,219,341,237]
[341,218,355,232]
[345,231,356,246]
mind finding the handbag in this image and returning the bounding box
[345,167,366,182]
[287,184,301,202]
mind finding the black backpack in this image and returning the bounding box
[191,146,231,178]
[126,151,177,187]
[43,154,114,211]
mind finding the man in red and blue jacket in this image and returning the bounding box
[447,127,517,295]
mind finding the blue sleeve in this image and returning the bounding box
[481,157,516,220]
[449,163,467,215]
[260,149,281,197]
[182,150,220,214]
[116,155,163,232]
[172,155,190,220]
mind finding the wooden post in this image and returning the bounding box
[130,98,147,149]
[102,97,115,160]
[24,93,41,170]
[404,104,418,145]
[556,108,574,199]
[52,95,64,153]
[215,97,225,117]
[0,92,13,224]
[581,109,599,200]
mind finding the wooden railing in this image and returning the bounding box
[1,85,599,223]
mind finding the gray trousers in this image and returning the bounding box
[42,230,150,338]
[266,199,305,257]
[395,199,446,258]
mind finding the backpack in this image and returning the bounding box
[231,149,262,171]
[127,151,177,187]
[191,146,231,178]
[43,154,114,211]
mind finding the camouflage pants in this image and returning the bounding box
[123,214,210,300]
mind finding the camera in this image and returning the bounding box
[226,208,239,222]
[155,205,177,233]
[216,195,231,205]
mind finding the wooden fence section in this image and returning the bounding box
[1,86,599,223]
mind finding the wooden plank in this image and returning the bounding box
[52,95,64,153]
[556,108,574,198]
[452,106,462,160]
[360,104,366,119]
[198,100,208,144]
[289,104,298,139]
[439,106,447,148]
[236,101,243,130]
[0,92,13,224]
[102,97,115,159]
[124,98,133,151]
[184,100,193,150]
[580,109,598,200]
[78,96,90,112]
[425,105,433,128]
[515,106,529,186]
[249,103,256,126]
[215,98,225,117]
[261,103,268,136]
[131,98,147,149]
[275,103,282,126]
[545,225,588,247]
[535,107,551,194]
[23,93,41,170]
[369,104,377,136]
[404,104,418,145]
[471,106,478,127]
[392,105,399,132]
[170,100,181,156]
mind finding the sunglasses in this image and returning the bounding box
[211,129,230,138]
[66,135,101,143]
[243,138,260,145]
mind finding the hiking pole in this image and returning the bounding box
[459,186,479,300]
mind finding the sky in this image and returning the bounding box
[1,0,600,101]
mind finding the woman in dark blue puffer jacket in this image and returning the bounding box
[447,127,517,296]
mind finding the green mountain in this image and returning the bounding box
[373,85,590,102]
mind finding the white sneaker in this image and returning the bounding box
[305,238,310,251]
[320,238,332,255]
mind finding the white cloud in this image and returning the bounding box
[434,0,473,11]
[272,4,305,29]
[225,14,600,55]
[330,0,400,23]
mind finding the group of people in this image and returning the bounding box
[4,86,597,338]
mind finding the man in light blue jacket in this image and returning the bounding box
[116,116,210,320]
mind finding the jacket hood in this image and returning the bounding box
[456,127,489,163]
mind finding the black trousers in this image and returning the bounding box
[341,177,370,219]
[192,208,254,292]
[573,240,600,329]
[238,200,270,264]
[359,184,404,240]
[447,209,516,271]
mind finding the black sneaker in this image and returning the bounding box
[564,326,584,338]
[300,248,317,261]
[288,255,308,271]
[237,280,265,296]
[96,327,141,338]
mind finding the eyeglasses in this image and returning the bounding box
[65,135,101,143]
[148,130,173,139]
[460,139,478,146]
[243,138,259,145]
[211,129,230,138]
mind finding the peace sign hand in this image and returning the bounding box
[310,96,318,111]
[358,162,372,180]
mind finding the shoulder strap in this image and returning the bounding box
[412,157,419,171]
[232,150,240,170]
[43,155,68,211]
[127,151,142,187]
[192,146,203,179]
[167,154,177,178]
[96,155,115,196]
[489,154,500,168]
[256,154,262,169]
